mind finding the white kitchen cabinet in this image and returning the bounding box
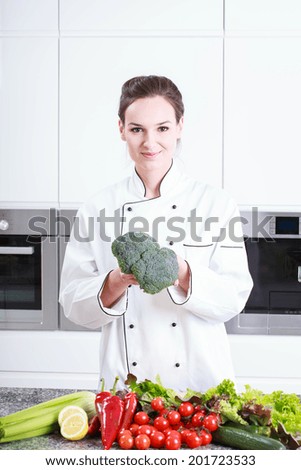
[0,331,100,389]
[224,37,301,206]
[60,0,223,34]
[0,331,300,392]
[225,0,301,33]
[0,37,58,204]
[229,335,301,394]
[60,37,223,204]
[0,0,58,32]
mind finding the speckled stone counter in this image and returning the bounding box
[0,388,230,450]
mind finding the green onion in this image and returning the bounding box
[0,391,96,443]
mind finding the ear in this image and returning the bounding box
[118,119,126,141]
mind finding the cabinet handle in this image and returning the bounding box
[0,247,34,255]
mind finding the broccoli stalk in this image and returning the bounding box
[111,232,179,294]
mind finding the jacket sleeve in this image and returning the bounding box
[59,206,128,329]
[168,198,253,324]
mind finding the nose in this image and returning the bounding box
[142,131,157,149]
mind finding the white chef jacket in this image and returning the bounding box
[59,160,253,392]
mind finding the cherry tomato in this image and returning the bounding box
[135,433,151,450]
[180,428,193,444]
[202,414,219,432]
[186,432,202,449]
[162,427,172,436]
[191,411,205,427]
[118,429,132,439]
[178,402,194,417]
[159,408,169,416]
[136,424,154,437]
[165,432,181,450]
[150,430,166,449]
[129,423,139,436]
[118,432,134,449]
[167,410,181,425]
[200,429,212,446]
[151,397,165,411]
[163,428,181,439]
[134,411,150,425]
[171,421,183,430]
[185,421,195,429]
[153,416,170,431]
[194,405,207,415]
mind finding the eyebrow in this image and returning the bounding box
[127,120,172,127]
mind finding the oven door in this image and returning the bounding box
[0,217,58,330]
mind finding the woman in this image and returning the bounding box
[59,75,253,392]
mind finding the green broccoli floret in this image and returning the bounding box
[111,232,179,294]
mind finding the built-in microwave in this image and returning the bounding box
[226,209,301,335]
[0,209,58,330]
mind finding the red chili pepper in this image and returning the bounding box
[87,415,101,436]
[100,395,125,450]
[119,392,138,432]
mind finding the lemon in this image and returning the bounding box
[60,412,89,441]
[58,405,88,427]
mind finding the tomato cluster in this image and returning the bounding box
[117,397,219,450]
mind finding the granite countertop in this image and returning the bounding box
[0,388,230,450]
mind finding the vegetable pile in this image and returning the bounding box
[87,375,300,450]
[1,376,301,450]
[111,232,179,294]
[89,378,219,450]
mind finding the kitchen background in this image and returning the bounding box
[0,0,301,392]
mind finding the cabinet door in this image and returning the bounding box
[0,0,58,32]
[60,0,222,34]
[0,38,58,203]
[226,0,301,33]
[224,37,301,206]
[60,38,223,204]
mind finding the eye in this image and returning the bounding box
[158,126,169,132]
[130,127,143,133]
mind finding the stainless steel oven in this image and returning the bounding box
[0,209,58,330]
[226,209,301,335]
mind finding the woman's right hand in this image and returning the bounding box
[100,268,139,308]
[109,268,139,289]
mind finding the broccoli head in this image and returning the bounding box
[111,232,179,294]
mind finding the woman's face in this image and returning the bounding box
[119,96,183,173]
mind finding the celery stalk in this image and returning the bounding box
[2,413,60,439]
[0,390,96,443]
[0,424,57,443]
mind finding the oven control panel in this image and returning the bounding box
[241,210,301,239]
[269,216,301,236]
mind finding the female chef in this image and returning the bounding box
[59,75,253,392]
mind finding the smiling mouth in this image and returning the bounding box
[142,151,161,159]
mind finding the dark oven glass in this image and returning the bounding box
[245,237,301,314]
[0,235,42,310]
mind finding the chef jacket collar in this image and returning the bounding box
[130,159,183,198]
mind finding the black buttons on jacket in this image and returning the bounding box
[172,204,177,209]
[129,324,134,329]
[132,362,137,366]
[127,207,133,211]
[175,363,180,368]
[169,241,174,246]
[171,322,177,327]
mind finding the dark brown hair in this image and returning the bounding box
[118,75,184,124]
